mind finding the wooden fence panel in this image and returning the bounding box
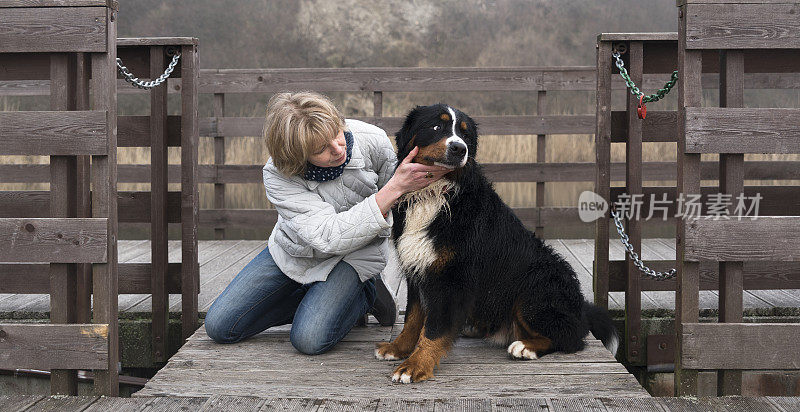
[0,110,108,155]
[0,217,108,263]
[684,1,800,49]
[0,324,109,370]
[0,6,107,53]
[685,108,800,154]
[685,217,800,262]
[681,323,800,369]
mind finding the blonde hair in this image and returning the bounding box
[263,92,346,176]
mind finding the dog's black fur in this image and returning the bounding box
[390,104,618,363]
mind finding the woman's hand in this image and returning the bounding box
[375,147,453,216]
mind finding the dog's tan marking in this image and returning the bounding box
[413,137,448,165]
[375,301,424,361]
[440,113,450,121]
[460,121,467,130]
[391,326,453,383]
[428,246,454,273]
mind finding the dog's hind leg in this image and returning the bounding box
[506,304,554,360]
[375,281,424,361]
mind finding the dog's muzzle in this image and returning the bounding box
[445,137,469,168]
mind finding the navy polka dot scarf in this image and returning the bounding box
[302,130,354,182]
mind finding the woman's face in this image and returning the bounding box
[308,129,347,168]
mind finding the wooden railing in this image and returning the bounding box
[596,21,800,395]
[0,0,118,396]
[0,36,201,384]
[674,0,800,396]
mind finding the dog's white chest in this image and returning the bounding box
[395,180,454,277]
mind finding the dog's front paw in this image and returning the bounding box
[375,342,411,361]
[507,340,538,360]
[391,358,434,383]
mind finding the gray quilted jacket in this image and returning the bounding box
[262,119,398,284]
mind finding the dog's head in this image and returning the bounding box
[395,104,478,170]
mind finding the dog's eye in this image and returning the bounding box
[433,125,441,131]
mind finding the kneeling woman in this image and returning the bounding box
[204,92,449,355]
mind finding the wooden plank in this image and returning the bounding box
[0,395,44,411]
[6,159,799,185]
[685,3,800,49]
[118,115,182,147]
[682,323,800,369]
[213,93,226,240]
[194,241,267,312]
[138,397,207,412]
[0,218,107,263]
[89,7,118,395]
[211,115,594,137]
[0,1,114,7]
[769,397,800,412]
[610,186,800,217]
[717,48,745,396]
[198,67,598,93]
[75,52,92,325]
[594,40,613,311]
[137,373,646,399]
[180,42,200,340]
[118,191,181,223]
[0,110,108,155]
[0,324,108,369]
[150,45,169,363]
[258,398,324,410]
[535,90,546,236]
[19,396,100,411]
[676,6,704,395]
[599,397,667,412]
[685,217,800,262]
[611,110,677,142]
[598,32,678,42]
[0,6,107,53]
[607,260,800,291]
[48,51,79,395]
[118,239,185,312]
[624,41,644,365]
[117,37,197,47]
[378,398,434,411]
[685,108,800,154]
[4,71,800,96]
[123,240,246,313]
[119,262,182,294]
[82,396,160,412]
[195,395,264,411]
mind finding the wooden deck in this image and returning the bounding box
[2,394,798,411]
[2,239,800,315]
[133,319,646,398]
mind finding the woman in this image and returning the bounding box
[204,92,450,355]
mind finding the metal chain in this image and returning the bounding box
[612,51,678,104]
[117,53,181,89]
[610,206,677,280]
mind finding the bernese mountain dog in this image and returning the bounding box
[374,103,619,384]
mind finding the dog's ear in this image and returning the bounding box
[394,105,425,160]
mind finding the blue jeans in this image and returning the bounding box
[204,245,377,355]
